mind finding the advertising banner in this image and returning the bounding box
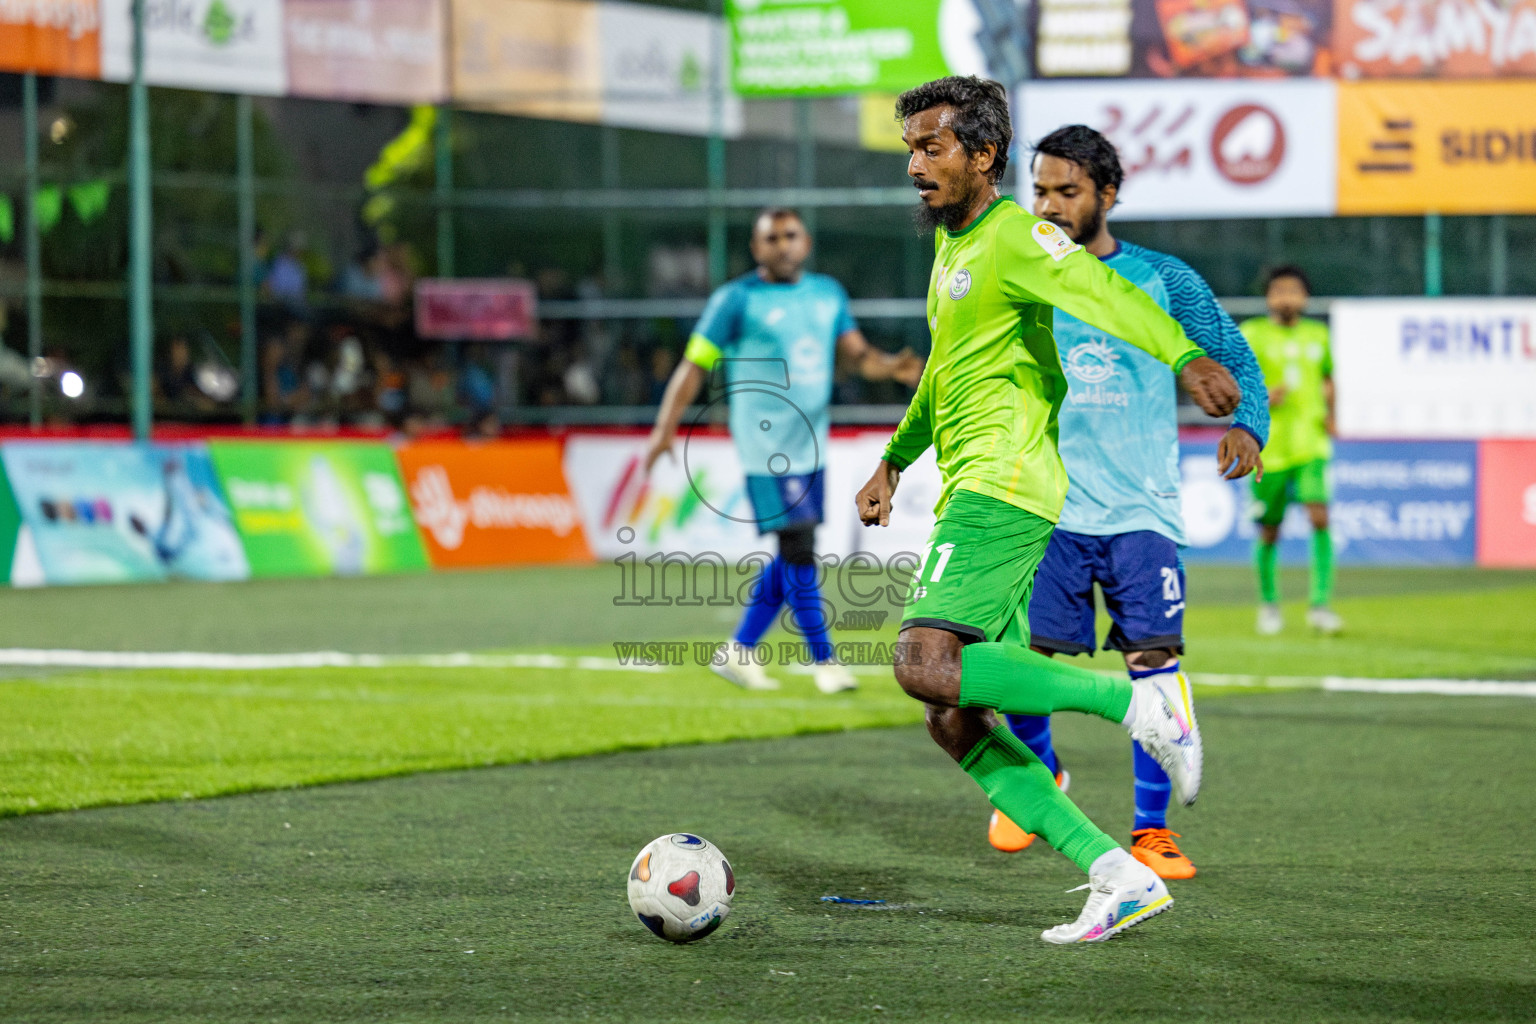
[1476,441,1536,567]
[1332,298,1536,439]
[397,439,591,568]
[1019,80,1336,218]
[1036,0,1332,78]
[284,0,447,104]
[1336,81,1536,215]
[414,279,538,341]
[564,434,762,561]
[100,0,287,94]
[1180,437,1477,564]
[563,431,899,567]
[0,441,249,586]
[1334,0,1536,78]
[728,0,986,96]
[0,0,101,78]
[598,1,742,137]
[208,440,427,577]
[451,0,602,122]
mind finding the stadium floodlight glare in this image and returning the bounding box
[59,371,84,399]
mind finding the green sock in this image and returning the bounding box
[962,727,1120,872]
[958,643,1132,722]
[1255,542,1279,604]
[1310,528,1335,607]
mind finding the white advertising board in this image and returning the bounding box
[599,1,741,137]
[1018,80,1337,219]
[1332,299,1536,439]
[101,0,287,94]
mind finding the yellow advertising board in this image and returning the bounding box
[451,0,601,122]
[1337,80,1536,215]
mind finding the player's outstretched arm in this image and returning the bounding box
[996,223,1199,368]
[644,357,707,474]
[856,459,901,527]
[836,330,924,388]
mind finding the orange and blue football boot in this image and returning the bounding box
[1130,827,1197,879]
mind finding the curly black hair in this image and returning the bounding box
[1032,124,1124,195]
[1264,264,1312,294]
[895,76,1012,184]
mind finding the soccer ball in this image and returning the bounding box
[627,833,734,943]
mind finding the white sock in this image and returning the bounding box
[1119,685,1140,728]
[1089,847,1131,879]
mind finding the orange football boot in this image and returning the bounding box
[987,768,1069,853]
[1130,827,1197,879]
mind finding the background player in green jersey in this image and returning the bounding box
[1240,266,1341,636]
[854,76,1241,944]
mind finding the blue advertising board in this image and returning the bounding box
[1,441,250,586]
[1179,439,1477,566]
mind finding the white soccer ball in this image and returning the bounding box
[627,833,734,943]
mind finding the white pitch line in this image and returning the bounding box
[0,648,664,673]
[0,648,1529,697]
[1322,677,1536,698]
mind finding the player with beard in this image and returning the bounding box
[982,125,1269,881]
[856,78,1244,943]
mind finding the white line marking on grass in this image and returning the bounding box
[0,649,1530,697]
[1321,678,1536,698]
[0,649,665,673]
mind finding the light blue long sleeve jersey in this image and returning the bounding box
[1054,240,1269,545]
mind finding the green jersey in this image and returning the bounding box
[1239,315,1332,471]
[883,198,1204,522]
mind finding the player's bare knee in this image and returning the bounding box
[893,626,961,705]
[1308,505,1329,531]
[1259,524,1281,545]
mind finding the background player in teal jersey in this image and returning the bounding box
[646,207,923,694]
[857,76,1242,943]
[1240,267,1341,636]
[984,125,1269,881]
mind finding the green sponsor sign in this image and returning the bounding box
[729,0,961,96]
[208,441,428,578]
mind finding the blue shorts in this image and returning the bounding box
[1027,529,1185,656]
[744,470,824,534]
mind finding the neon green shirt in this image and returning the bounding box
[1238,315,1332,471]
[883,198,1204,522]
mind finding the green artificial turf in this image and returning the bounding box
[2,691,1533,1023]
[1,566,1533,817]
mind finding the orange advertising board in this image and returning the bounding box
[1477,441,1536,568]
[397,439,592,568]
[0,0,101,78]
[1337,80,1536,214]
[451,0,601,123]
[1334,0,1536,78]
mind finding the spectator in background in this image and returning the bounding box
[458,344,499,422]
[648,348,676,405]
[339,248,384,302]
[605,344,649,406]
[563,341,600,406]
[155,334,211,411]
[263,232,310,317]
[371,348,407,429]
[407,347,456,426]
[260,325,305,423]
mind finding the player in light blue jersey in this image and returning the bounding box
[984,126,1269,878]
[645,207,923,694]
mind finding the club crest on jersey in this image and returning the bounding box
[1032,221,1081,262]
[948,268,971,300]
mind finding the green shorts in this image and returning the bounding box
[1250,458,1330,526]
[900,488,1055,645]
